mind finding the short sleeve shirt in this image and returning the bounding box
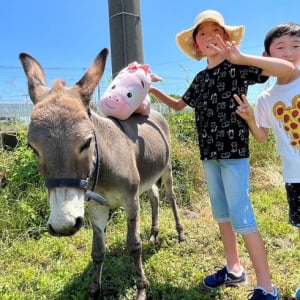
[254,77,300,183]
[182,60,268,160]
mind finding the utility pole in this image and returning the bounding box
[108,0,144,78]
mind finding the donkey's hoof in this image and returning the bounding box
[149,234,158,243]
[136,288,147,300]
[89,290,100,300]
[178,231,186,242]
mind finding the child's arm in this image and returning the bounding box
[214,35,295,80]
[149,86,187,111]
[233,94,269,142]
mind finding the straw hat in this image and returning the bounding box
[176,10,245,60]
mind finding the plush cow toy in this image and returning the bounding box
[99,62,162,120]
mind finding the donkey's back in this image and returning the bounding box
[92,109,171,197]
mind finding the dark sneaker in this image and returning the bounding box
[248,286,279,300]
[296,287,300,300]
[203,266,246,289]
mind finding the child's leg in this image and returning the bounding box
[203,158,253,275]
[203,160,242,271]
[295,228,300,299]
[243,231,273,292]
[218,221,242,274]
[220,158,275,292]
[286,183,300,227]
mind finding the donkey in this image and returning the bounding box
[20,48,185,300]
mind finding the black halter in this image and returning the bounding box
[44,128,107,206]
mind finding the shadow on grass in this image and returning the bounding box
[52,238,222,300]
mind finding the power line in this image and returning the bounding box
[0,65,88,71]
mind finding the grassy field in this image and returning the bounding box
[0,112,299,300]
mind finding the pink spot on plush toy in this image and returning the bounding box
[99,62,162,120]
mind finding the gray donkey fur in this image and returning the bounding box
[20,48,185,300]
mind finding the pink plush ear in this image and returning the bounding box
[150,73,162,83]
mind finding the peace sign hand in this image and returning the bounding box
[210,35,242,63]
[233,94,255,121]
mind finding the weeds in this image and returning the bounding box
[0,114,299,299]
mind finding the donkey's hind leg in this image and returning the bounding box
[148,183,160,243]
[162,162,186,242]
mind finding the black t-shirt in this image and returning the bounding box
[182,60,268,160]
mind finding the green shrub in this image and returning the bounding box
[249,130,281,166]
[0,128,48,241]
[165,110,197,145]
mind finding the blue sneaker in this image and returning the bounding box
[203,266,246,289]
[248,286,279,300]
[296,287,300,300]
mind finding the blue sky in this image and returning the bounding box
[0,0,299,104]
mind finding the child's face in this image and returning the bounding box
[268,35,300,68]
[193,21,228,57]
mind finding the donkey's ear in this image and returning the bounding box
[74,48,109,107]
[19,53,49,105]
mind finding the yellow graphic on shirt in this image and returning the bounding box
[273,94,300,148]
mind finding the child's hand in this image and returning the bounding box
[212,34,242,63]
[233,94,255,121]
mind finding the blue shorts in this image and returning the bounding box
[202,158,257,234]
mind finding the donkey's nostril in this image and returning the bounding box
[74,217,84,231]
[47,223,62,236]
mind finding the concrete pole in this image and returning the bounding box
[108,0,144,78]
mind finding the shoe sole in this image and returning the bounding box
[203,278,247,289]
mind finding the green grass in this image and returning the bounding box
[0,113,299,299]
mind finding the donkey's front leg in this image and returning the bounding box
[88,203,109,300]
[126,199,147,300]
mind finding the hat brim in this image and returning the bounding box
[176,24,245,60]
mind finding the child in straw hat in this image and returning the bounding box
[149,9,296,300]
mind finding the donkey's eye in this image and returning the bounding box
[127,92,132,98]
[27,143,39,157]
[80,138,92,153]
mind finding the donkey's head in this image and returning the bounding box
[20,49,108,236]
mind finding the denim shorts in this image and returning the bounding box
[202,158,257,234]
[285,183,300,227]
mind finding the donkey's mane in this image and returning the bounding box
[52,79,66,90]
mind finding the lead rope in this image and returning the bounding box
[85,109,106,205]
